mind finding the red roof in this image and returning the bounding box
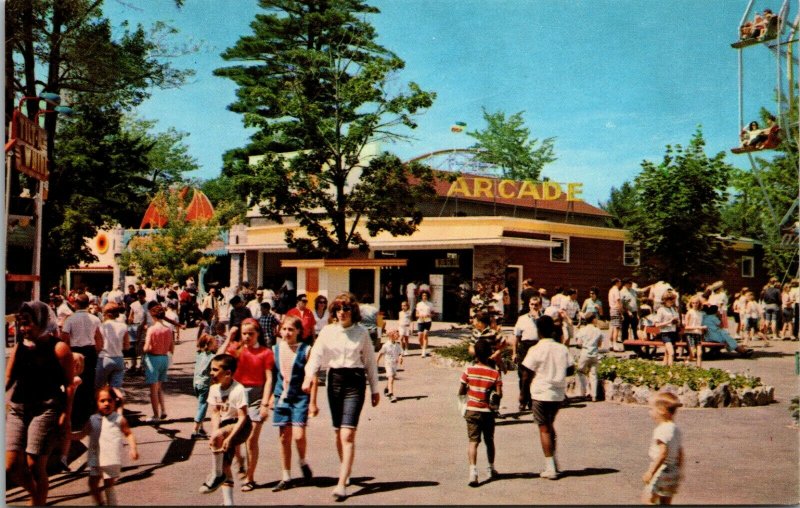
[431,173,609,217]
[140,187,215,229]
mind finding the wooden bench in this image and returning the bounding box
[623,333,727,360]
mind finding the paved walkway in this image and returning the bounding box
[5,323,799,505]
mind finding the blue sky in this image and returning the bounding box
[104,0,788,205]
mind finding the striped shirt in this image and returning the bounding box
[460,364,502,412]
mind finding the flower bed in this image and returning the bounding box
[433,344,775,408]
[599,357,774,408]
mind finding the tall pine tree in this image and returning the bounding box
[215,0,437,258]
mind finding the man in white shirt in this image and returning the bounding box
[142,281,158,304]
[62,293,104,429]
[246,289,263,320]
[513,296,542,411]
[521,315,572,480]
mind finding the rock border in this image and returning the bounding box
[431,353,775,408]
[603,379,775,408]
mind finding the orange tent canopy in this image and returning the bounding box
[139,187,215,229]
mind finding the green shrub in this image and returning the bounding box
[790,396,799,425]
[436,339,515,370]
[597,357,762,391]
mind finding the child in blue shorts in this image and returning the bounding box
[268,315,319,491]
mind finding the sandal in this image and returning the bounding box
[240,481,257,492]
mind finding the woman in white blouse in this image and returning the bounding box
[302,292,379,501]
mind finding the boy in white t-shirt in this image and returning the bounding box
[377,330,404,402]
[397,300,412,356]
[199,354,253,506]
[642,391,683,505]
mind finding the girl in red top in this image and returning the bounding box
[222,318,274,492]
[143,303,174,422]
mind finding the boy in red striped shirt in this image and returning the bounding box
[458,338,502,487]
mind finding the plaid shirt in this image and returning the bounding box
[259,312,280,347]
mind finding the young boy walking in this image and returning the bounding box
[458,338,502,487]
[377,329,404,402]
[642,391,684,505]
[199,354,253,506]
[521,315,572,480]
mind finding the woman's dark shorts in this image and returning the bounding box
[327,368,367,429]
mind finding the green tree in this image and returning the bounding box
[214,0,436,258]
[199,174,250,226]
[600,181,638,229]
[119,188,221,287]
[6,0,193,290]
[627,129,734,294]
[467,108,556,181]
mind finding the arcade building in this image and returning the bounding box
[226,172,770,322]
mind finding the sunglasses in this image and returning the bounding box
[337,305,353,312]
[299,299,308,303]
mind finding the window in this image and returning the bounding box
[550,236,569,263]
[623,242,640,266]
[741,256,754,278]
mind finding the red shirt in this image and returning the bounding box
[460,364,502,412]
[233,345,275,387]
[287,307,316,339]
[145,322,173,355]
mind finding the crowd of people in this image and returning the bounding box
[6,272,797,505]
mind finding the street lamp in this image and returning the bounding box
[4,91,73,301]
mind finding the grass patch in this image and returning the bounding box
[598,356,762,391]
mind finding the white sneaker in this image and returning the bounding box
[468,471,479,487]
[540,469,559,480]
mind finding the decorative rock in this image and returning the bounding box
[698,388,715,407]
[633,386,651,405]
[679,390,699,408]
[621,382,636,404]
[740,387,757,406]
[604,380,616,401]
[711,383,732,407]
[728,389,741,407]
[661,384,680,396]
[755,386,771,405]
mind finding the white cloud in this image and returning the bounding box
[605,121,616,129]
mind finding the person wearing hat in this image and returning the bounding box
[96,304,130,407]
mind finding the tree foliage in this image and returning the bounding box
[6,0,194,289]
[119,189,221,287]
[467,108,556,181]
[600,181,638,229]
[626,129,734,294]
[214,0,437,258]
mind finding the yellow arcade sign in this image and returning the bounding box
[447,177,584,202]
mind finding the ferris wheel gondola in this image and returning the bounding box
[730,0,800,279]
